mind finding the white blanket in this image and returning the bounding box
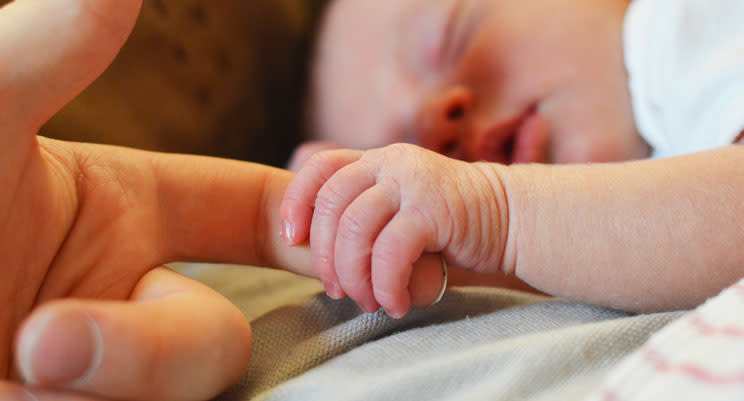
[585,278,744,401]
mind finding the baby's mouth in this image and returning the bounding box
[478,106,548,164]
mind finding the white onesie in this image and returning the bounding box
[623,0,744,158]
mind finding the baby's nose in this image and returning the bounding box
[414,86,473,159]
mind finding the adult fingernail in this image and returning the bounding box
[18,309,102,388]
[281,220,295,244]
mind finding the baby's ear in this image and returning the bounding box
[287,141,342,172]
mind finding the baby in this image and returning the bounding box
[281,0,744,318]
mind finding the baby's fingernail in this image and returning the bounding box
[360,300,380,314]
[323,281,344,300]
[281,220,295,244]
[18,309,102,388]
[322,281,333,297]
[384,308,405,320]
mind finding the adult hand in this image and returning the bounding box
[0,2,447,400]
[0,1,260,400]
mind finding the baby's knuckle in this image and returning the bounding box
[385,142,417,153]
[315,185,347,213]
[281,188,306,205]
[359,148,385,164]
[337,213,368,243]
[339,278,371,300]
[362,143,410,163]
[306,150,336,170]
[371,242,403,268]
[386,143,419,160]
[406,204,438,234]
[373,286,400,308]
[314,253,335,273]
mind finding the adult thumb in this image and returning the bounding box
[14,268,252,401]
[0,0,141,133]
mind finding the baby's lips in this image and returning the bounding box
[409,253,448,308]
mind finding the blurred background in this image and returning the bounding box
[12,0,330,167]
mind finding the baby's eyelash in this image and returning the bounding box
[439,0,480,68]
[438,0,466,66]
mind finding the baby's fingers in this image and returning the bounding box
[334,184,400,313]
[280,149,363,246]
[370,209,437,318]
[310,161,379,299]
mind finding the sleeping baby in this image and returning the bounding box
[281,0,744,318]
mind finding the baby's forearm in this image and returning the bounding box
[482,145,744,312]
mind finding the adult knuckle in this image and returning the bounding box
[79,0,137,46]
[138,332,168,397]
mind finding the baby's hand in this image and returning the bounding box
[280,144,510,318]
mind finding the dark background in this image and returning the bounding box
[3,0,329,167]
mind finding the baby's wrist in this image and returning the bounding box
[470,162,517,276]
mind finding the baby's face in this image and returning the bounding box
[310,0,649,163]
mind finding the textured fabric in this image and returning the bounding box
[173,264,324,322]
[623,0,744,158]
[177,264,681,401]
[586,278,744,401]
[248,302,678,401]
